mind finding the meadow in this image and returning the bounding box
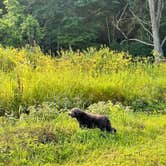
[0,102,166,165]
[0,46,166,165]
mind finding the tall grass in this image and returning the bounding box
[0,46,165,116]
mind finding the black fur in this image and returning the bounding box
[69,108,116,133]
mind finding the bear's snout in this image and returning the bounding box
[68,111,75,117]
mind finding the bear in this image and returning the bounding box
[69,108,116,133]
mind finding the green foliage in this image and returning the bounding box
[0,46,165,165]
[0,102,165,165]
[0,0,42,47]
[21,15,43,45]
[0,0,165,55]
[0,47,165,116]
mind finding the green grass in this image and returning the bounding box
[0,46,166,165]
[0,102,165,165]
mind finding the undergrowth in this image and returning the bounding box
[0,46,165,116]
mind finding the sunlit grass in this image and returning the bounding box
[0,102,165,165]
[0,46,165,116]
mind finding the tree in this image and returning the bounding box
[112,0,166,59]
[21,15,43,45]
[148,0,165,59]
[0,0,6,17]
[0,0,165,56]
[0,0,42,47]
[23,0,106,51]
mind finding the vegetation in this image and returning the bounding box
[0,101,166,165]
[0,0,166,55]
[0,46,165,165]
[0,0,166,165]
[0,46,165,117]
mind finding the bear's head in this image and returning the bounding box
[69,108,84,118]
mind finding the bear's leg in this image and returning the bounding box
[79,122,87,128]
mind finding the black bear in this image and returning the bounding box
[69,108,116,133]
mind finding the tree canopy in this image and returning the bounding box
[0,0,165,56]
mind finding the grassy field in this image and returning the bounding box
[0,102,166,165]
[0,46,166,165]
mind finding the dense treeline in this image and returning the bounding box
[0,0,166,55]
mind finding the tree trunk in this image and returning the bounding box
[148,0,163,59]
